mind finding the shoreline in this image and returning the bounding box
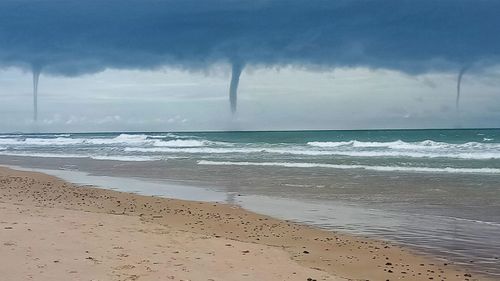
[0,166,489,280]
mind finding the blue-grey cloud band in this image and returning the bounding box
[0,0,499,116]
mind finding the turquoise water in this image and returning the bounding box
[1,129,500,173]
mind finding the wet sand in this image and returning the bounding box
[0,166,490,281]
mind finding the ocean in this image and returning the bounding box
[1,129,500,172]
[0,129,499,277]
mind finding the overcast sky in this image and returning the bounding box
[1,65,499,132]
[0,0,499,132]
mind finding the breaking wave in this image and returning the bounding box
[90,155,163,161]
[152,139,212,147]
[124,146,500,159]
[0,134,214,148]
[307,140,500,150]
[306,140,500,159]
[198,160,500,174]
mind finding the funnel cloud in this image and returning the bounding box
[229,63,244,114]
[456,66,469,114]
[32,66,42,122]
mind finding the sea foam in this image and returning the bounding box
[198,160,500,174]
[152,139,211,147]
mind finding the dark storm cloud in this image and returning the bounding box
[0,0,499,75]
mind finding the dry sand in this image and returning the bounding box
[0,166,489,281]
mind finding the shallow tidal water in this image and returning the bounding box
[2,156,499,278]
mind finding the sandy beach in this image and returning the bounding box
[0,166,488,281]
